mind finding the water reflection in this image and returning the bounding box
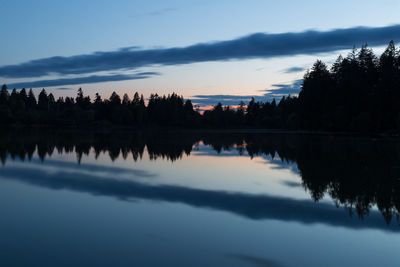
[1,128,400,228]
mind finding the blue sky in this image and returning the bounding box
[1,0,400,106]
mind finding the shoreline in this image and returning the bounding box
[2,124,399,139]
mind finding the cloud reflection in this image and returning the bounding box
[0,161,397,232]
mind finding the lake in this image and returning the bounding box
[1,128,400,266]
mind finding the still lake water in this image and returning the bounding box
[1,128,400,266]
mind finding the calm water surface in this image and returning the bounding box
[1,129,400,266]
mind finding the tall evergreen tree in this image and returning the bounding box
[38,89,49,111]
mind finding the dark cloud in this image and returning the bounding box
[191,79,302,106]
[28,158,157,179]
[281,180,302,188]
[6,72,160,89]
[56,87,73,90]
[1,162,397,232]
[117,46,142,51]
[191,94,264,106]
[283,66,306,73]
[194,145,249,157]
[267,79,302,95]
[265,158,300,175]
[228,254,284,267]
[1,25,399,78]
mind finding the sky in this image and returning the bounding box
[1,0,400,107]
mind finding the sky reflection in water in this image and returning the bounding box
[1,129,400,266]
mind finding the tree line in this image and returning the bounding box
[1,41,400,132]
[0,87,201,127]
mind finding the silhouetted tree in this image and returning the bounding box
[38,89,49,111]
[1,41,399,132]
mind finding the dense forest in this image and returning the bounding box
[1,41,400,132]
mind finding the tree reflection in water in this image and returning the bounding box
[1,127,400,225]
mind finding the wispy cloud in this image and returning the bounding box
[281,180,302,188]
[283,66,306,73]
[7,72,160,89]
[191,94,263,106]
[1,25,399,79]
[191,80,302,106]
[266,79,302,96]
